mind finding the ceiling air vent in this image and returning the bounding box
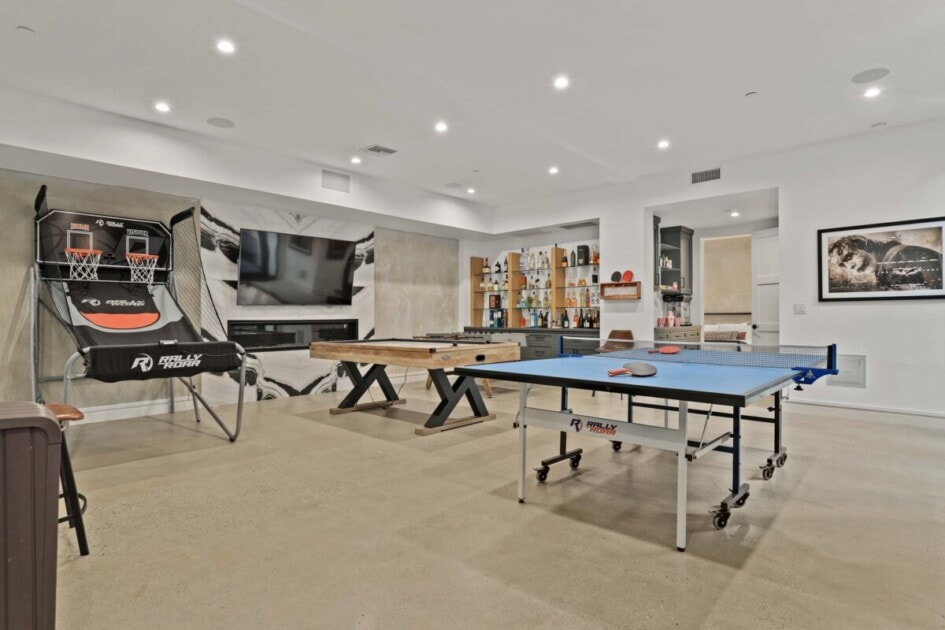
[322,170,351,193]
[691,168,721,184]
[360,144,397,158]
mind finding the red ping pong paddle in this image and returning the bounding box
[647,345,680,355]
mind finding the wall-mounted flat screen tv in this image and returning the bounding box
[237,229,357,306]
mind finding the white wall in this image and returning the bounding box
[493,120,945,417]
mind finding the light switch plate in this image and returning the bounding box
[793,303,807,314]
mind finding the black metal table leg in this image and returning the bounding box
[332,362,406,414]
[713,406,749,530]
[59,434,89,556]
[535,387,583,481]
[425,369,491,429]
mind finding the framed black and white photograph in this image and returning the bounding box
[818,217,945,301]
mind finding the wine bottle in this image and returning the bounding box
[585,287,591,307]
[483,257,490,274]
[493,279,499,292]
[572,309,579,328]
[570,250,576,267]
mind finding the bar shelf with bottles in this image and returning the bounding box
[470,240,601,329]
[556,242,600,329]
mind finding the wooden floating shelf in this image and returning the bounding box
[600,281,642,300]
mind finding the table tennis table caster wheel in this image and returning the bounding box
[776,453,788,467]
[760,465,775,481]
[569,455,582,470]
[734,492,749,508]
[536,467,550,483]
[611,441,622,452]
[713,511,730,530]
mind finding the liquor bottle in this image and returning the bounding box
[531,310,538,327]
[545,276,552,289]
[493,279,500,292]
[585,287,591,308]
[570,250,576,267]
[573,309,579,328]
[495,259,501,274]
[502,275,508,291]
[483,258,490,274]
[479,278,485,291]
[502,257,508,273]
[529,250,536,269]
[561,253,568,267]
[519,315,526,328]
[520,249,526,270]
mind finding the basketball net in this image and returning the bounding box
[64,248,102,281]
[126,253,159,285]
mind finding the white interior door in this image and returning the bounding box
[751,228,780,345]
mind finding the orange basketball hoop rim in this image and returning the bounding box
[126,252,160,284]
[64,247,103,281]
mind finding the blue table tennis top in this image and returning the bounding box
[455,354,803,406]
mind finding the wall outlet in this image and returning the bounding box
[793,303,807,315]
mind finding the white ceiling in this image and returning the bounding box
[2,1,944,207]
[650,188,778,231]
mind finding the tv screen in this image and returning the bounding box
[237,229,357,306]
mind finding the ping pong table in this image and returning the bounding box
[454,340,837,551]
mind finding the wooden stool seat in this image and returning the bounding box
[44,403,89,556]
[46,403,85,422]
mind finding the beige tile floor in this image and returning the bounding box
[57,381,945,629]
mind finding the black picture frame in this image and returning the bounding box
[817,216,945,302]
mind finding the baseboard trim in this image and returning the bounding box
[785,398,945,425]
[80,396,195,424]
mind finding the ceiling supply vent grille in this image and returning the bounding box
[691,168,721,184]
[321,170,351,193]
[360,145,397,157]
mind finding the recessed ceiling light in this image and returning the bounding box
[154,101,171,113]
[216,39,236,55]
[548,166,559,175]
[553,75,570,90]
[466,187,476,194]
[657,139,671,150]
[863,87,882,99]
[729,211,740,218]
[207,117,234,128]
[851,68,890,84]
[350,156,362,164]
[434,121,448,133]
[16,25,36,34]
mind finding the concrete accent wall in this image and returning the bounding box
[0,168,197,406]
[374,228,458,337]
[703,235,751,318]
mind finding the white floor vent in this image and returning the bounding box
[827,354,866,388]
